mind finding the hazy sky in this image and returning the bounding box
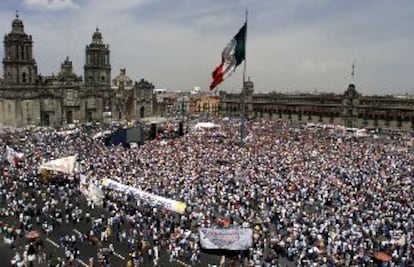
[0,0,413,95]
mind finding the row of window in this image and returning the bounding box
[88,75,107,82]
[225,96,414,108]
[223,106,414,117]
[6,45,31,61]
[86,53,110,66]
[5,70,32,83]
[361,100,414,107]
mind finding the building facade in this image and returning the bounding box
[220,80,414,131]
[110,69,154,122]
[191,95,220,116]
[135,78,155,119]
[0,14,154,127]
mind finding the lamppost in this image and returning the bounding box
[180,94,187,135]
[102,102,112,127]
[181,95,185,121]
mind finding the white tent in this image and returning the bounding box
[194,122,221,130]
[141,117,168,124]
[93,130,112,139]
[355,128,369,138]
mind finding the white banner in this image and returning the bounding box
[79,175,103,205]
[88,183,104,206]
[102,178,187,214]
[199,228,253,250]
[79,174,88,195]
[39,155,76,174]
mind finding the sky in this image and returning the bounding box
[0,0,413,95]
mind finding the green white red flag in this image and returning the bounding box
[210,23,246,90]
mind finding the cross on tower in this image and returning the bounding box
[351,64,355,80]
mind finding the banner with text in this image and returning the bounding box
[199,228,253,250]
[39,155,77,174]
[102,178,187,214]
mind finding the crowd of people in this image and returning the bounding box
[0,118,413,266]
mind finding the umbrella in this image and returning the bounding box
[25,230,40,240]
[374,252,391,262]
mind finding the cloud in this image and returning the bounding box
[22,0,79,10]
[0,0,413,94]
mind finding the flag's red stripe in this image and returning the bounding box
[210,63,224,90]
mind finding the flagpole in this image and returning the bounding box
[242,9,248,84]
[240,9,248,145]
[351,62,355,83]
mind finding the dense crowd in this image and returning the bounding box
[0,119,413,266]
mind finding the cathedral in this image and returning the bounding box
[0,14,154,127]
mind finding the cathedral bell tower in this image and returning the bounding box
[84,28,111,88]
[2,12,38,85]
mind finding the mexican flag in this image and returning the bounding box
[210,23,246,90]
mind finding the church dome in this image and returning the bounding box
[92,28,103,44]
[112,68,133,89]
[245,80,254,88]
[11,13,24,34]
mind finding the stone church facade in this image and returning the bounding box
[110,69,154,122]
[0,14,154,127]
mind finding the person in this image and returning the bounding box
[125,254,133,267]
[88,256,94,267]
[27,243,37,264]
[10,251,21,267]
[219,255,226,267]
[0,119,413,266]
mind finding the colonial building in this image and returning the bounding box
[191,95,220,116]
[172,95,190,118]
[0,14,154,127]
[220,79,414,131]
[111,68,135,121]
[110,68,154,122]
[42,57,83,125]
[135,78,155,119]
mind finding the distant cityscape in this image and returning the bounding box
[0,14,414,130]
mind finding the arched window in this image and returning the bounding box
[22,72,27,83]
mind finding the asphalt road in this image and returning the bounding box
[0,174,230,267]
[0,161,297,267]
